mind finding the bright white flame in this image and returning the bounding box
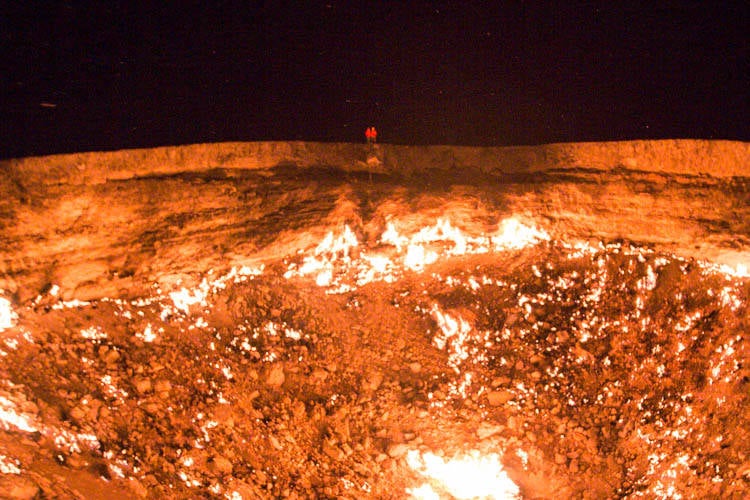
[363,254,392,273]
[284,327,303,340]
[170,286,207,315]
[735,263,749,277]
[717,263,749,278]
[738,263,749,277]
[407,484,440,500]
[137,323,157,342]
[289,225,360,285]
[286,218,549,291]
[356,254,395,285]
[0,297,16,331]
[411,219,469,255]
[405,244,439,271]
[430,305,475,374]
[81,326,107,340]
[491,218,550,250]
[298,258,326,276]
[100,374,129,400]
[430,305,469,351]
[315,268,333,287]
[718,286,742,312]
[316,225,359,258]
[0,455,22,475]
[0,396,38,433]
[51,298,91,310]
[391,217,547,273]
[236,264,265,277]
[406,450,520,500]
[380,221,409,250]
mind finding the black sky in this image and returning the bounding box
[1,1,748,158]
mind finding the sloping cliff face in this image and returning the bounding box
[1,140,748,302]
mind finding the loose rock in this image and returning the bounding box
[267,364,285,388]
[487,390,514,406]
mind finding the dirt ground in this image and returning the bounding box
[1,217,748,499]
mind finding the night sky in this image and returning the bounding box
[1,1,748,158]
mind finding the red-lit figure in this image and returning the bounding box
[371,127,377,144]
[365,127,371,144]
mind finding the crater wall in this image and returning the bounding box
[1,140,748,302]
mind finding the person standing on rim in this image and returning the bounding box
[365,126,378,145]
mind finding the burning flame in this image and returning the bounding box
[716,262,749,278]
[381,222,409,250]
[430,305,475,373]
[0,396,37,433]
[0,297,16,331]
[314,225,359,259]
[738,263,749,277]
[170,286,207,315]
[410,219,471,255]
[285,217,550,292]
[406,449,520,499]
[285,225,359,286]
[165,265,264,317]
[491,218,550,250]
[405,244,439,271]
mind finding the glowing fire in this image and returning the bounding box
[430,305,475,373]
[491,217,550,249]
[406,449,520,499]
[285,217,550,291]
[0,296,16,331]
[0,396,37,433]
[381,221,409,250]
[716,262,749,278]
[166,265,265,316]
[738,263,749,277]
[285,225,359,286]
[170,283,208,314]
[405,243,439,271]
